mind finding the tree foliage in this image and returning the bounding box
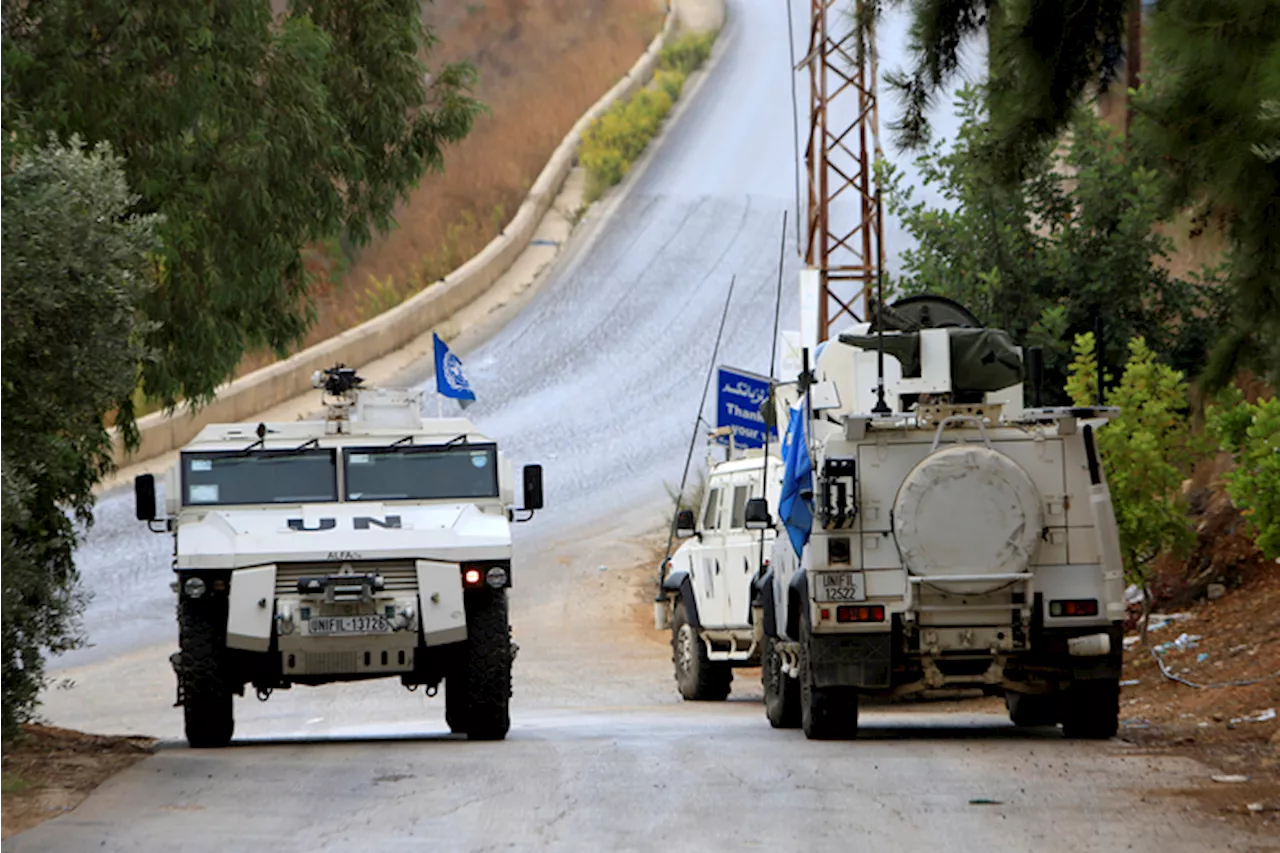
[1,138,159,737]
[1209,390,1280,560]
[1067,334,1198,586]
[884,87,1223,401]
[1133,1,1280,389]
[2,0,481,421]
[886,0,1128,177]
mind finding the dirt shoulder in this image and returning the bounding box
[1,725,155,839]
[1118,565,1280,831]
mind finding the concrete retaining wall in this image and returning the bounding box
[114,7,677,466]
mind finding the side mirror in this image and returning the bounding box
[135,474,158,522]
[522,464,544,511]
[675,508,696,538]
[745,497,771,530]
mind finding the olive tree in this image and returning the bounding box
[1,138,159,736]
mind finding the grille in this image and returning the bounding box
[275,561,418,596]
[305,651,358,673]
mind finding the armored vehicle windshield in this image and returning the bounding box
[343,444,499,502]
[181,449,337,506]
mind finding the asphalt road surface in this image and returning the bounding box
[22,2,1268,851]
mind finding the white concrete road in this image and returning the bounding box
[19,1,1269,851]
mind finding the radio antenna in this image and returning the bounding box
[659,274,738,594]
[872,189,891,415]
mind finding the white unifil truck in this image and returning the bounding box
[758,296,1127,740]
[658,447,781,700]
[134,367,544,747]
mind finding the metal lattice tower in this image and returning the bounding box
[802,0,884,341]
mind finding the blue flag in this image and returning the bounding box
[778,404,813,557]
[433,333,476,409]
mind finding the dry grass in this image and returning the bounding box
[238,0,664,374]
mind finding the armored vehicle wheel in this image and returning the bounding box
[1061,678,1120,740]
[1005,692,1060,727]
[799,614,858,740]
[178,596,234,749]
[762,636,800,728]
[444,678,468,735]
[448,587,513,741]
[671,599,732,701]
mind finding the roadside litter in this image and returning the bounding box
[1229,708,1277,726]
[1211,774,1250,784]
[1153,633,1202,655]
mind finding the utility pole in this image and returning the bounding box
[801,0,884,343]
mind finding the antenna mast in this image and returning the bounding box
[802,0,885,342]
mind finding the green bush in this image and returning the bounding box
[1209,390,1280,560]
[579,30,719,202]
[1067,334,1199,587]
[659,30,716,76]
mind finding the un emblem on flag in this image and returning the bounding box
[444,353,470,393]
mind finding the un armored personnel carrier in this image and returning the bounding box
[758,297,1126,740]
[134,367,544,746]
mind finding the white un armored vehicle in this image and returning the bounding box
[758,296,1126,740]
[134,366,544,747]
[658,444,781,700]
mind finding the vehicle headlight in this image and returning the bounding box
[183,577,207,599]
[485,567,509,588]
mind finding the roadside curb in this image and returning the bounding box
[112,6,679,468]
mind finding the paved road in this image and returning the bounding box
[8,703,1246,853]
[23,2,1266,851]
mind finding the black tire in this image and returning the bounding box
[1061,678,1120,740]
[799,613,858,740]
[671,598,732,701]
[763,635,801,728]
[444,676,468,735]
[447,587,512,741]
[1005,692,1061,727]
[178,595,234,749]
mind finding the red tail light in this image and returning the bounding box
[1049,599,1098,617]
[836,605,885,623]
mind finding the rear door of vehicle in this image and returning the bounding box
[721,476,760,628]
[692,481,729,627]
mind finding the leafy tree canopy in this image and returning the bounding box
[884,87,1224,401]
[2,0,481,428]
[1,138,159,736]
[886,0,1128,176]
[1133,0,1280,388]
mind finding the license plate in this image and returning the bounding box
[308,615,390,635]
[818,572,866,602]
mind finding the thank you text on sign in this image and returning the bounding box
[716,366,775,449]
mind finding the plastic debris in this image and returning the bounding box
[1120,678,1141,687]
[1196,652,1210,663]
[1123,635,1142,649]
[1211,774,1250,784]
[1247,802,1265,813]
[1229,708,1277,725]
[1153,633,1202,655]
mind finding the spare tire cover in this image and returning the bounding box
[892,445,1043,578]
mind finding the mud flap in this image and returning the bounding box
[808,633,892,688]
